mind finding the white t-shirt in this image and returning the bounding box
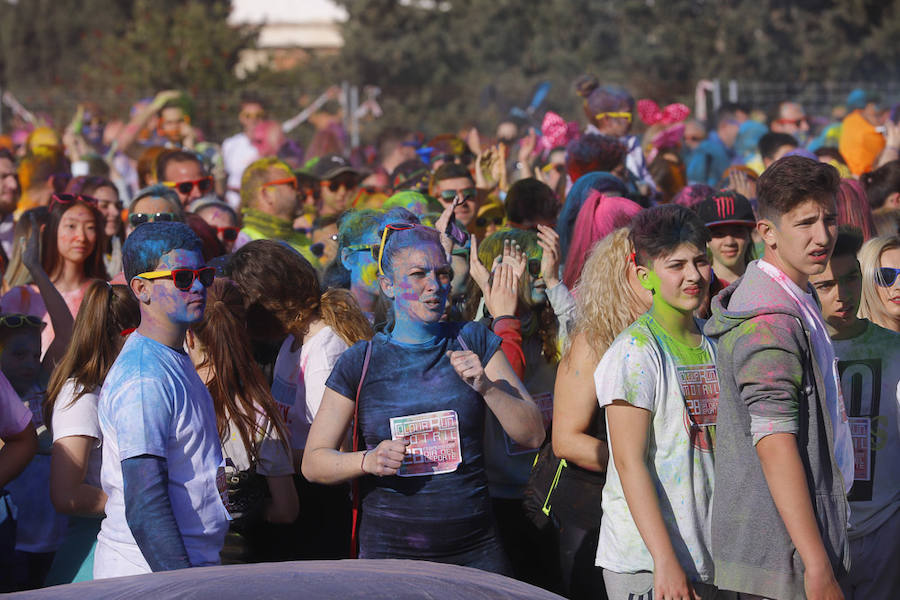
[221,410,293,477]
[221,132,258,210]
[594,313,717,583]
[270,326,349,449]
[51,379,102,489]
[95,333,229,579]
[757,259,854,493]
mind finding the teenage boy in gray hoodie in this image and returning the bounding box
[704,156,853,600]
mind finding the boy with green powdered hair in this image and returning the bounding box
[594,204,730,599]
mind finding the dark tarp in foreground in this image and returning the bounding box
[7,559,567,599]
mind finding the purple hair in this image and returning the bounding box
[673,184,715,209]
[836,179,877,241]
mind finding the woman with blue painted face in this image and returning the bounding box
[303,224,544,574]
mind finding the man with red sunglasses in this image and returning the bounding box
[769,101,811,141]
[157,150,212,208]
[95,222,228,579]
[189,198,240,254]
[235,157,318,266]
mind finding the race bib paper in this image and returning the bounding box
[390,410,462,477]
[676,364,719,426]
[849,417,871,481]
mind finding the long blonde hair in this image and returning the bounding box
[564,227,649,360]
[858,234,900,330]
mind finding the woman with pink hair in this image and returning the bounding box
[836,179,877,240]
[562,191,643,289]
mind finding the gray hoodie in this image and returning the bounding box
[703,262,850,599]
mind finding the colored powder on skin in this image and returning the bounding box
[359,261,379,287]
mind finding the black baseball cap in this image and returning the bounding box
[309,154,363,180]
[695,191,756,228]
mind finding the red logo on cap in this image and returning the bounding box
[715,195,734,219]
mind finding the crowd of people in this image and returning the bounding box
[0,76,897,600]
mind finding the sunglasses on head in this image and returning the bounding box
[377,222,417,275]
[216,226,239,242]
[135,267,216,291]
[321,175,359,192]
[595,111,632,123]
[876,267,900,287]
[129,212,176,227]
[262,177,298,190]
[345,243,380,262]
[439,188,477,203]
[0,314,44,329]
[163,176,213,196]
[50,193,98,211]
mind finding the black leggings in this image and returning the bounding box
[557,523,607,600]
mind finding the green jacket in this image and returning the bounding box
[239,208,319,268]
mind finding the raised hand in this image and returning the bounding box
[484,262,518,319]
[727,169,757,199]
[517,128,537,170]
[468,234,491,300]
[536,224,561,288]
[501,238,527,280]
[21,214,43,273]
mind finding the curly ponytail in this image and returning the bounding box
[319,288,374,346]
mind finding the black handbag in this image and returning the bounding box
[522,423,607,532]
[223,463,270,525]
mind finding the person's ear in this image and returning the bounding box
[130,277,151,304]
[636,264,654,291]
[259,185,273,209]
[379,274,395,299]
[340,246,353,270]
[757,218,778,249]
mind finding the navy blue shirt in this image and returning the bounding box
[326,321,502,559]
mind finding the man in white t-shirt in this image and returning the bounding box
[222,97,265,210]
[94,222,228,579]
